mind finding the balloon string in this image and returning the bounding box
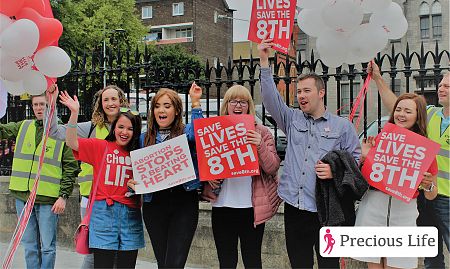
[348,74,371,131]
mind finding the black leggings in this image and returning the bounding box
[92,248,138,269]
[212,207,265,269]
[143,186,199,268]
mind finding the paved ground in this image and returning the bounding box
[0,242,159,269]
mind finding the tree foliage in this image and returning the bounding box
[51,0,148,53]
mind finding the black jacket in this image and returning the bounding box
[316,150,368,226]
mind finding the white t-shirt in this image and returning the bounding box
[212,176,253,208]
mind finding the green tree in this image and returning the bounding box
[51,0,148,53]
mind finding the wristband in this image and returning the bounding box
[67,123,77,128]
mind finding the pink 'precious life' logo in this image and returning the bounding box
[323,229,336,254]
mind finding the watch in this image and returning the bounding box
[423,182,435,192]
[60,194,69,200]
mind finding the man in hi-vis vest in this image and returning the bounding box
[368,62,449,269]
[0,93,78,269]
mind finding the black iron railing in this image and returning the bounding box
[1,42,449,175]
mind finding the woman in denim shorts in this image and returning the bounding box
[61,90,145,269]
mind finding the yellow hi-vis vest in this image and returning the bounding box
[9,120,64,198]
[427,107,450,197]
[77,125,109,196]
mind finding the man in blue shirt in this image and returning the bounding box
[258,39,361,268]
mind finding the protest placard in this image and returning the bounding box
[248,0,296,54]
[361,123,440,202]
[130,134,196,194]
[194,114,260,181]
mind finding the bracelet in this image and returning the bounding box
[67,123,77,128]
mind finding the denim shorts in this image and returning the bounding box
[89,200,145,251]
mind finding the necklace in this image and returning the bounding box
[159,129,171,141]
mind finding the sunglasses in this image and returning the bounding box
[120,107,139,116]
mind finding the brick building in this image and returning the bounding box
[135,0,234,63]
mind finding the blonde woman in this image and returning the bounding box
[202,85,281,269]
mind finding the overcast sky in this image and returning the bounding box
[226,0,252,42]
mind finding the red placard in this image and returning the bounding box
[248,0,296,54]
[361,123,440,203]
[194,115,260,181]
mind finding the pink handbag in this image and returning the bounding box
[74,222,90,254]
[74,146,107,254]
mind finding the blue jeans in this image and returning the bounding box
[15,199,58,269]
[422,195,450,269]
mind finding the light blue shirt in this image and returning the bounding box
[260,68,361,212]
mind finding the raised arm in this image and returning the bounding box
[368,61,397,112]
[47,85,92,140]
[258,39,293,134]
[186,82,203,141]
[59,91,80,151]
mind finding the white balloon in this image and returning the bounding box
[357,0,392,14]
[0,14,12,34]
[2,79,25,96]
[297,0,326,9]
[322,0,364,33]
[34,46,72,78]
[297,8,330,38]
[370,2,408,39]
[316,29,348,68]
[0,52,33,81]
[347,23,388,64]
[23,70,47,95]
[0,19,39,57]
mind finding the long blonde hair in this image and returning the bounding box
[220,85,256,116]
[144,88,185,146]
[91,85,128,128]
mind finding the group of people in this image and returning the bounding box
[0,39,447,269]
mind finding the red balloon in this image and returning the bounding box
[0,0,25,17]
[45,76,56,89]
[15,7,62,51]
[22,0,45,16]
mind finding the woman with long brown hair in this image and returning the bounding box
[48,85,128,269]
[353,93,438,269]
[128,83,203,268]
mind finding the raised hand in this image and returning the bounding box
[47,84,59,102]
[59,91,80,114]
[189,82,202,103]
[367,61,382,81]
[257,37,274,67]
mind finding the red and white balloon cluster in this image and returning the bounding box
[0,0,71,96]
[297,0,408,68]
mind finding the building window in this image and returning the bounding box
[144,30,162,42]
[431,1,442,38]
[175,28,192,38]
[173,3,184,16]
[419,2,430,39]
[340,82,360,115]
[142,6,152,19]
[415,76,437,89]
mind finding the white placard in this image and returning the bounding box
[130,134,196,194]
